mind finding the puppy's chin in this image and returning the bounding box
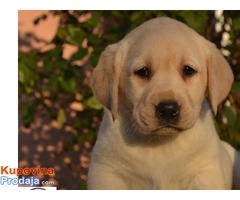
[135,122,183,137]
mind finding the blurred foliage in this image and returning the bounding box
[19,11,240,188]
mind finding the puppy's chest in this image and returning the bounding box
[114,145,191,189]
[98,118,200,189]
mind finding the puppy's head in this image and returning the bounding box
[91,17,233,136]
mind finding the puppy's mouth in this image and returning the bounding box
[151,124,184,133]
[137,112,184,135]
[137,122,183,134]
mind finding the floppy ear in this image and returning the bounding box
[207,43,234,115]
[90,43,124,120]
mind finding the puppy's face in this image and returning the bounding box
[91,18,233,137]
[122,29,208,135]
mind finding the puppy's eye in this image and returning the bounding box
[135,67,150,78]
[183,65,197,77]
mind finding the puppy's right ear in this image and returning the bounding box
[206,43,234,115]
[90,43,124,120]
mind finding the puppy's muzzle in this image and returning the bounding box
[156,101,180,122]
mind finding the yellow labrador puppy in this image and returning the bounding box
[88,17,240,189]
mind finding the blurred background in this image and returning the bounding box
[18,10,240,189]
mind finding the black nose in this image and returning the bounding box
[156,101,180,120]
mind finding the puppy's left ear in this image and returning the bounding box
[90,42,125,120]
[207,43,234,115]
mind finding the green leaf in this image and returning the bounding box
[18,59,35,94]
[57,27,68,40]
[89,53,99,67]
[59,78,76,93]
[18,62,33,85]
[232,16,240,31]
[66,26,85,45]
[87,15,99,27]
[71,48,88,61]
[178,11,207,34]
[48,74,60,90]
[86,96,102,110]
[87,34,100,45]
[224,104,237,126]
[21,103,35,127]
[57,109,66,128]
[130,12,142,22]
[231,81,240,95]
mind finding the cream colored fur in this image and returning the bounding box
[88,17,240,190]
